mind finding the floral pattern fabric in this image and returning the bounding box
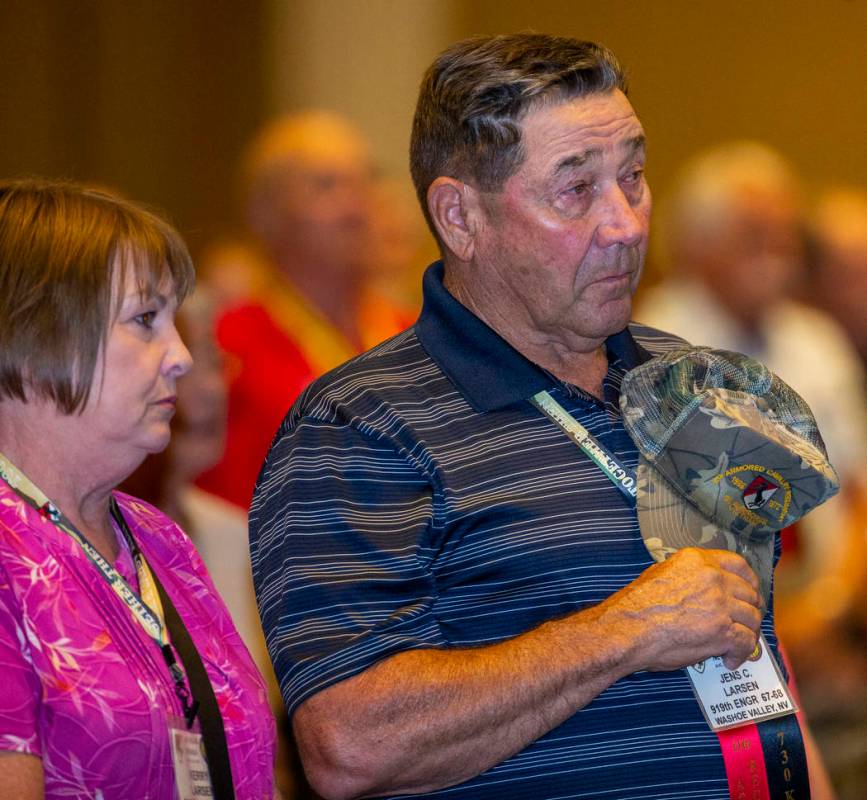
[0,484,275,799]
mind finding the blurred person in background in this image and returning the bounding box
[635,142,866,563]
[807,187,867,370]
[792,186,867,799]
[0,179,275,799]
[637,141,867,482]
[637,145,867,797]
[121,289,270,679]
[365,175,437,312]
[196,111,415,510]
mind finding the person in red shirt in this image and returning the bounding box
[197,111,414,509]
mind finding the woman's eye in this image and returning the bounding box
[622,168,644,185]
[135,310,157,329]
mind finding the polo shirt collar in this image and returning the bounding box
[415,261,654,413]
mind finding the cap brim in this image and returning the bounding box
[636,458,774,606]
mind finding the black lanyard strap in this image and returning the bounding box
[106,500,199,728]
[111,502,236,800]
[150,563,236,799]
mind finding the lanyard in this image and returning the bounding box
[530,390,638,504]
[109,500,199,728]
[0,452,199,728]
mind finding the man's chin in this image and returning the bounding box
[594,296,633,336]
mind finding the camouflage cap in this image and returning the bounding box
[619,347,839,604]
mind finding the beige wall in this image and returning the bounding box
[265,0,463,180]
[267,1,867,190]
[0,1,267,255]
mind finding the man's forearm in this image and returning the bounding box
[294,601,634,799]
[294,548,762,800]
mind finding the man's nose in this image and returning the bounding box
[595,185,648,249]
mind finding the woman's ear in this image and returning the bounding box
[426,177,482,262]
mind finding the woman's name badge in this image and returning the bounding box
[686,634,797,732]
[170,719,214,799]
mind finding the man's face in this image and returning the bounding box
[467,89,651,345]
[700,184,803,325]
[270,154,372,269]
[258,131,374,278]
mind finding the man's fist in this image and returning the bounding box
[605,548,763,672]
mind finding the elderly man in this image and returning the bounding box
[251,34,830,799]
[196,111,411,508]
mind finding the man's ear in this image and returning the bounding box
[427,177,482,262]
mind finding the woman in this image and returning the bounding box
[118,287,278,712]
[0,179,275,799]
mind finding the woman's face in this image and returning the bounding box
[84,265,192,459]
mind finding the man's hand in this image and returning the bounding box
[602,547,763,672]
[291,547,765,798]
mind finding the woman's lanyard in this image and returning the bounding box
[530,390,638,504]
[0,452,199,729]
[110,499,200,728]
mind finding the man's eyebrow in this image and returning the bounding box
[625,134,647,155]
[555,149,600,174]
[553,135,646,175]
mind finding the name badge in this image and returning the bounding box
[170,718,214,799]
[686,634,797,732]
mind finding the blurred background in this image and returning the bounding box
[3,1,866,797]
[3,0,867,264]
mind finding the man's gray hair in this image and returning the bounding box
[409,33,627,235]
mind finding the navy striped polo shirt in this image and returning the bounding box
[250,261,784,799]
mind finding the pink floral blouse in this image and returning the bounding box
[0,484,275,799]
